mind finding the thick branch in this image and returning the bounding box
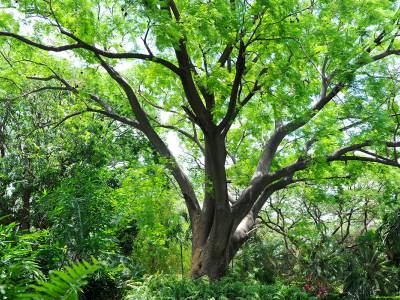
[96,55,201,220]
[166,0,214,131]
[218,40,246,132]
[254,46,400,177]
[217,44,233,67]
[234,138,400,225]
[0,31,180,74]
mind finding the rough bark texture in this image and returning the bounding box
[190,209,256,280]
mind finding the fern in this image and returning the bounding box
[18,259,100,300]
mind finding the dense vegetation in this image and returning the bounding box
[0,0,400,298]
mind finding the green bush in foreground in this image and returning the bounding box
[123,275,315,300]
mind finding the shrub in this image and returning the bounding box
[123,274,315,299]
[0,222,99,300]
[233,236,277,284]
[343,232,399,299]
[0,222,46,298]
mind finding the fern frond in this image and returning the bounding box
[18,258,100,300]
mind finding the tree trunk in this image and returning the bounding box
[186,126,265,281]
[191,226,233,281]
[190,230,253,280]
[191,249,230,281]
[190,210,255,280]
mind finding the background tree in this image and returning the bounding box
[0,0,399,280]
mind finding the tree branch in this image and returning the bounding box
[96,54,201,220]
[218,40,246,132]
[0,31,180,75]
[253,46,400,178]
[152,121,205,154]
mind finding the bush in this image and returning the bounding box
[0,222,46,298]
[343,232,399,299]
[0,222,98,299]
[233,236,277,283]
[123,274,315,300]
[81,256,144,300]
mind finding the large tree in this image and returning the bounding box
[0,0,399,280]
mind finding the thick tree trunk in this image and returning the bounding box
[191,245,229,280]
[189,132,235,280]
[191,226,233,280]
[190,231,252,280]
[190,211,256,280]
[187,127,264,281]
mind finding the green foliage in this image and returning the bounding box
[379,209,400,266]
[343,233,399,299]
[81,266,125,300]
[112,165,191,274]
[20,259,100,300]
[0,0,400,298]
[0,222,98,300]
[123,275,315,300]
[38,166,117,259]
[233,236,277,283]
[254,169,400,298]
[0,222,45,298]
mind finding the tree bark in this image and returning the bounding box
[190,212,256,280]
